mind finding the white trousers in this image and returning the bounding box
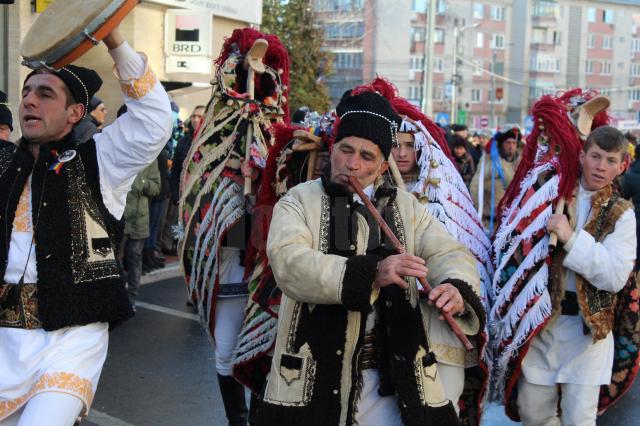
[214,296,247,376]
[517,377,599,426]
[438,364,464,416]
[354,369,403,426]
[0,392,83,426]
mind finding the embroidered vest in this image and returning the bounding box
[549,184,633,341]
[0,135,132,331]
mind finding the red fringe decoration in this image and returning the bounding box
[351,77,452,160]
[497,88,610,221]
[215,28,291,122]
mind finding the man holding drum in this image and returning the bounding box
[0,24,172,426]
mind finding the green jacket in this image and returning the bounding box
[124,160,161,239]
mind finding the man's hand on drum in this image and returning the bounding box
[428,284,465,318]
[373,253,426,290]
[103,25,125,50]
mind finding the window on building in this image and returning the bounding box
[491,34,505,49]
[473,3,483,19]
[532,1,559,18]
[471,88,481,103]
[409,86,423,101]
[473,60,483,75]
[586,60,594,74]
[632,38,640,53]
[600,88,611,97]
[434,57,444,73]
[410,56,424,71]
[531,28,547,44]
[488,88,504,103]
[315,0,364,12]
[437,0,446,14]
[629,88,640,101]
[325,22,365,40]
[602,61,612,75]
[631,63,640,77]
[412,0,427,13]
[334,52,363,69]
[491,6,505,21]
[603,10,615,24]
[412,27,425,42]
[553,31,561,46]
[530,55,560,72]
[587,8,597,23]
[434,87,444,100]
[476,33,484,48]
[587,34,596,48]
[435,28,445,44]
[603,36,613,49]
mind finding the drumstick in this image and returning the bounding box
[549,197,566,249]
[348,176,475,351]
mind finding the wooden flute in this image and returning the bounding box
[348,176,475,351]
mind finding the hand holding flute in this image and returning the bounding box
[348,176,475,351]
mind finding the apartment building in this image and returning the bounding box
[510,0,640,124]
[316,0,640,128]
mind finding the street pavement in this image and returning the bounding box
[81,268,640,426]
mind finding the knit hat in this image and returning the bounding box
[495,126,522,145]
[0,90,12,131]
[335,91,402,159]
[25,65,102,118]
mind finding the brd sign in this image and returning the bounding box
[164,10,213,58]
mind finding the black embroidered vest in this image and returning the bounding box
[0,135,133,330]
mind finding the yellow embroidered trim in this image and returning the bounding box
[430,341,478,367]
[13,182,32,233]
[0,372,94,420]
[119,66,157,100]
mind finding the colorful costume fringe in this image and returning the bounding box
[232,120,333,392]
[178,28,289,341]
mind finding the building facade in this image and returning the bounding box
[2,0,262,137]
[316,0,640,130]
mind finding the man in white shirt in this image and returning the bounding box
[0,26,172,426]
[516,126,637,425]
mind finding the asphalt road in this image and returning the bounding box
[80,271,640,426]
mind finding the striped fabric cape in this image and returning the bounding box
[231,122,332,393]
[177,29,288,341]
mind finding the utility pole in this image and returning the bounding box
[451,22,459,124]
[422,0,437,116]
[490,48,496,130]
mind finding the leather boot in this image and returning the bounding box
[217,374,248,426]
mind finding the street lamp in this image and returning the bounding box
[451,21,479,125]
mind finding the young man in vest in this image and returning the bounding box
[517,126,636,425]
[0,26,172,425]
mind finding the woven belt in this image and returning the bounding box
[359,331,378,370]
[0,283,42,329]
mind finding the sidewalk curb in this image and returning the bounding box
[140,262,182,286]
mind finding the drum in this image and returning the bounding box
[20,0,138,71]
